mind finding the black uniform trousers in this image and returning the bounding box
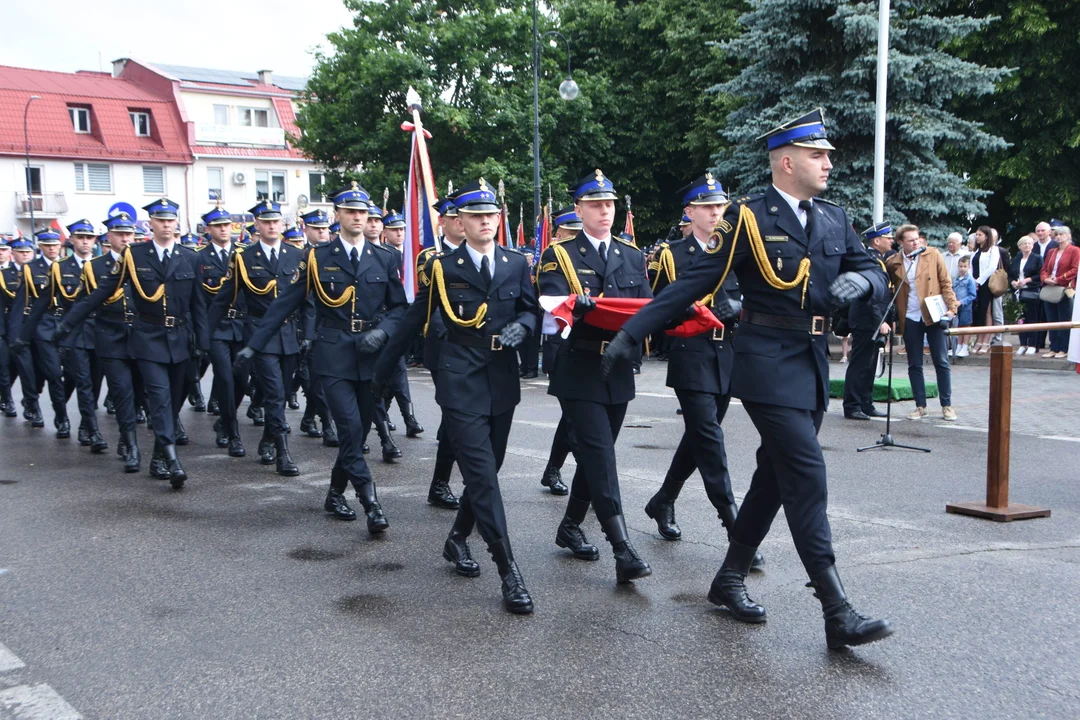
[447,408,514,544]
[663,389,736,509]
[429,372,457,481]
[0,341,11,397]
[842,329,879,415]
[732,401,834,575]
[101,357,138,434]
[252,351,298,437]
[138,359,188,446]
[11,343,38,404]
[517,311,540,374]
[321,375,376,491]
[208,339,247,430]
[63,347,98,430]
[33,340,70,418]
[560,399,628,522]
[546,415,572,469]
[370,358,411,429]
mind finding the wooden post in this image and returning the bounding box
[946,345,1050,521]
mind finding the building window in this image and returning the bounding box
[207,167,224,201]
[130,111,151,137]
[25,166,43,196]
[142,166,166,194]
[213,104,230,125]
[240,108,270,128]
[255,170,286,203]
[308,172,327,203]
[74,163,112,193]
[69,107,91,134]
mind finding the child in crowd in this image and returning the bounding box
[953,255,978,357]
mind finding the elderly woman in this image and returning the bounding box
[971,226,1010,353]
[1009,236,1043,354]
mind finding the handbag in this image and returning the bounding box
[1018,288,1041,302]
[1039,285,1066,304]
[987,267,1009,297]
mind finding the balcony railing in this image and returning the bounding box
[15,192,68,217]
[194,124,286,147]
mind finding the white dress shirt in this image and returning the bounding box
[902,252,922,322]
[772,185,810,229]
[465,243,496,282]
[583,231,612,259]
[152,241,177,263]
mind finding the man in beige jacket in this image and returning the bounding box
[885,224,960,421]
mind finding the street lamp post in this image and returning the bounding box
[532,9,578,234]
[24,95,41,236]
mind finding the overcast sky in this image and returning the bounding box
[0,0,354,78]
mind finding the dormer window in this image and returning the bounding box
[130,111,151,137]
[69,106,91,134]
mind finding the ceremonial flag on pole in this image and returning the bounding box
[623,195,635,246]
[50,218,67,241]
[531,202,551,267]
[401,87,439,302]
[516,217,525,249]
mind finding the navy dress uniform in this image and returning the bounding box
[842,223,892,420]
[0,238,17,417]
[294,209,338,446]
[612,109,894,648]
[210,200,303,476]
[641,176,764,567]
[536,170,653,584]
[240,183,408,533]
[3,240,43,426]
[537,206,583,497]
[86,212,145,472]
[179,231,209,413]
[373,178,539,614]
[11,230,75,438]
[195,204,248,458]
[413,196,463,510]
[60,198,208,489]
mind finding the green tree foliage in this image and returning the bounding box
[949,0,1080,233]
[712,0,1008,240]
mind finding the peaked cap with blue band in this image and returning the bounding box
[453,178,500,214]
[179,232,200,248]
[10,238,33,250]
[282,225,304,241]
[678,214,691,227]
[300,209,330,228]
[758,108,835,151]
[552,206,582,230]
[679,173,728,206]
[66,218,97,236]
[331,181,370,210]
[329,221,341,234]
[569,169,618,202]
[433,196,459,217]
[202,204,233,226]
[143,197,180,219]
[249,199,282,220]
[862,222,893,241]
[367,205,384,220]
[34,229,61,244]
[383,210,405,229]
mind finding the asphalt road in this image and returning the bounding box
[1,360,1078,719]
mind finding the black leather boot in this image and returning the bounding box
[707,539,767,623]
[377,420,401,462]
[602,515,651,584]
[227,418,246,457]
[214,417,229,448]
[645,491,681,541]
[135,406,147,425]
[55,412,71,439]
[189,386,206,412]
[29,402,44,428]
[718,503,765,570]
[207,397,220,415]
[555,496,599,561]
[174,417,189,446]
[355,482,389,534]
[149,440,169,480]
[443,531,481,577]
[89,424,108,454]
[117,435,127,457]
[808,566,894,649]
[487,538,533,614]
[321,414,339,447]
[403,403,424,437]
[274,433,299,476]
[104,397,115,415]
[163,443,186,489]
[427,471,460,509]
[287,392,300,410]
[300,404,322,437]
[2,393,18,417]
[78,424,91,446]
[540,464,568,495]
[247,404,265,426]
[324,488,357,520]
[122,430,140,474]
[258,429,275,465]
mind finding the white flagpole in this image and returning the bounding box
[873,0,890,223]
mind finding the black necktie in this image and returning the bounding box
[220,249,227,265]
[598,241,608,264]
[269,248,278,273]
[161,248,170,269]
[480,255,492,288]
[351,247,360,274]
[799,200,814,238]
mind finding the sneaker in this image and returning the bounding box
[839,356,848,364]
[942,406,957,421]
[906,407,928,420]
[956,344,969,358]
[1042,351,1057,358]
[1025,347,1037,355]
[1015,346,1026,355]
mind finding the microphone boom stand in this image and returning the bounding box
[857,272,931,453]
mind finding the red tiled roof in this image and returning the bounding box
[0,65,191,164]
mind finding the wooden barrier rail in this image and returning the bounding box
[941,321,1077,521]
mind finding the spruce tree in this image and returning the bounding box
[712,0,1009,240]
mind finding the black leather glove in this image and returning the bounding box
[498,322,527,349]
[663,305,698,330]
[600,329,637,379]
[571,294,596,320]
[299,338,312,353]
[233,345,256,374]
[192,347,205,360]
[829,272,872,306]
[715,297,742,322]
[357,328,388,354]
[10,338,28,351]
[53,321,73,344]
[371,377,392,403]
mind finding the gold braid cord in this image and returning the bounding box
[551,243,585,297]
[22,265,38,300]
[706,204,811,308]
[0,271,14,299]
[123,249,165,303]
[235,253,278,297]
[426,258,488,333]
[306,249,354,308]
[82,260,125,305]
[651,247,677,292]
[49,262,81,304]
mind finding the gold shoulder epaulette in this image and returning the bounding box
[614,236,637,248]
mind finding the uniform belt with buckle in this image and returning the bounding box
[571,338,611,354]
[52,307,66,317]
[323,318,376,333]
[447,332,505,350]
[740,309,830,335]
[139,313,183,328]
[226,308,245,319]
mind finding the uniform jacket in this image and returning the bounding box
[195,243,245,343]
[377,242,537,416]
[82,252,135,360]
[0,264,20,337]
[209,242,302,355]
[651,237,737,396]
[62,242,207,364]
[417,243,451,372]
[247,237,407,382]
[21,255,96,349]
[538,231,651,404]
[622,186,888,411]
[847,246,892,331]
[884,247,959,334]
